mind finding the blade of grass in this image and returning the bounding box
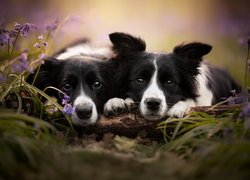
[167,124,217,151]
[25,83,74,130]
[171,120,183,141]
[15,92,22,113]
[0,112,57,132]
[25,83,63,111]
[0,72,25,101]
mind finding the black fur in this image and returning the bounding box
[109,32,241,116]
[110,33,209,108]
[27,57,115,112]
[206,65,241,104]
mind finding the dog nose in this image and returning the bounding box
[75,107,92,119]
[145,98,161,111]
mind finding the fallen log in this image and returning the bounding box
[83,104,242,139]
[84,113,163,139]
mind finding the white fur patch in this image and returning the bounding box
[56,44,113,60]
[71,92,98,126]
[140,60,168,120]
[167,99,195,118]
[195,63,213,106]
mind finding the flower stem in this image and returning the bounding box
[7,39,10,57]
[31,63,41,85]
[8,29,21,61]
[244,43,250,90]
[46,16,70,56]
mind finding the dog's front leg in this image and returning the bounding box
[167,99,195,118]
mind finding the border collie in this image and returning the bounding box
[104,32,241,120]
[27,40,115,126]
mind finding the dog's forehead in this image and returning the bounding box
[141,51,171,61]
[128,52,173,70]
[154,53,176,65]
[130,52,156,63]
[60,59,100,76]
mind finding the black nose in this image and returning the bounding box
[145,98,161,111]
[75,107,92,119]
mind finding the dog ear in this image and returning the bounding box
[26,57,63,90]
[173,43,212,77]
[109,32,146,55]
[173,42,212,60]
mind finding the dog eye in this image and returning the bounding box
[93,80,102,89]
[136,77,145,84]
[63,83,71,90]
[164,80,174,86]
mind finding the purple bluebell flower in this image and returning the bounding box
[20,23,37,37]
[34,42,41,48]
[0,73,5,83]
[43,42,48,47]
[0,28,9,46]
[35,54,46,65]
[228,96,236,105]
[20,50,28,61]
[228,91,249,105]
[38,34,44,40]
[40,54,46,59]
[40,53,46,59]
[61,94,73,115]
[13,22,21,29]
[12,61,29,73]
[9,23,20,39]
[9,23,20,35]
[11,51,30,73]
[62,103,74,116]
[62,94,71,105]
[9,29,18,39]
[46,19,59,33]
[9,22,37,38]
[241,103,250,118]
[64,94,71,101]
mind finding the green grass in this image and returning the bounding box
[1,112,250,180]
[1,20,250,180]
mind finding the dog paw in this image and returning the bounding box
[124,98,134,108]
[167,100,195,118]
[104,98,132,116]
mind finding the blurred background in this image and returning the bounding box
[0,0,249,83]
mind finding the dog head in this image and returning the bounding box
[28,53,115,126]
[110,32,212,120]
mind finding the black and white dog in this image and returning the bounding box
[28,40,115,126]
[104,32,241,120]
